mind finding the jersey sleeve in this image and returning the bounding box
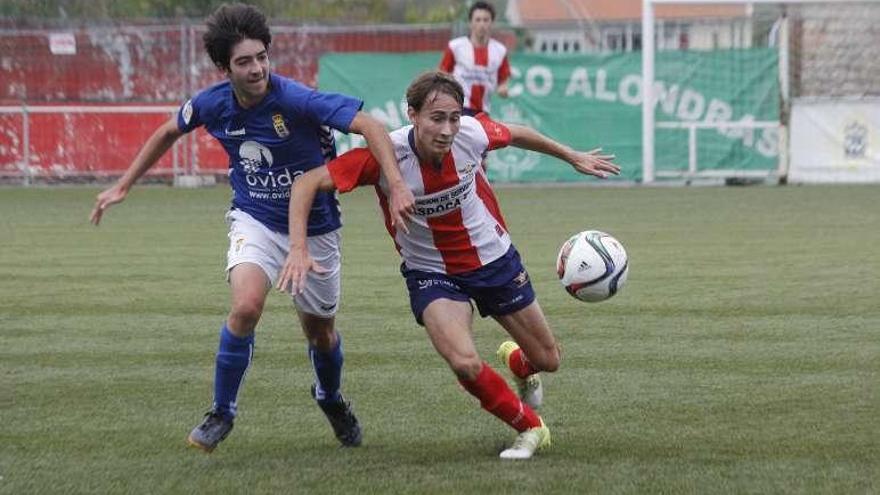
[474,113,512,150]
[176,93,205,133]
[439,46,455,72]
[326,148,381,193]
[306,90,364,133]
[497,55,511,85]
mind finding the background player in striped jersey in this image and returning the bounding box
[439,1,510,116]
[277,71,619,459]
[89,3,415,453]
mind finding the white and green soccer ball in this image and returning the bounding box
[556,230,629,302]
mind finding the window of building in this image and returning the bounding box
[603,28,625,51]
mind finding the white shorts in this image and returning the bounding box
[225,209,341,317]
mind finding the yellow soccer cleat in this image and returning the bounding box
[499,418,551,460]
[496,341,543,409]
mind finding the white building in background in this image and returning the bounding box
[506,0,753,53]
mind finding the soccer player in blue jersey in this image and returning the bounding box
[89,3,414,453]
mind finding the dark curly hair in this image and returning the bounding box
[203,3,272,70]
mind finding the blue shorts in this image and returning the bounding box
[402,246,536,326]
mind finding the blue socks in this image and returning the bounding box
[212,324,254,420]
[309,333,344,403]
[210,325,343,417]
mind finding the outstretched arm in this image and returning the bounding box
[349,112,413,233]
[506,123,620,179]
[279,146,381,294]
[276,166,338,295]
[90,118,183,225]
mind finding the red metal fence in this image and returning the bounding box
[0,23,514,182]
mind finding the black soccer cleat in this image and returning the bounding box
[187,410,234,453]
[311,384,362,447]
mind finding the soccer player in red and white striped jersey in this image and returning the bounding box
[439,1,510,116]
[277,71,619,459]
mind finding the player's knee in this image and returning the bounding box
[541,354,560,373]
[448,355,482,381]
[229,299,264,330]
[546,345,562,372]
[306,328,337,351]
[301,313,336,350]
[530,344,561,373]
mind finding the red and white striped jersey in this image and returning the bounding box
[439,36,511,114]
[327,115,513,275]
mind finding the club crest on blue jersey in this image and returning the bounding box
[272,113,290,138]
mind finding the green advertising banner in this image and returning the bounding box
[319,50,779,182]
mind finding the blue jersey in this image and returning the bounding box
[177,72,362,235]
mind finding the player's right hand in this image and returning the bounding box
[570,148,620,179]
[90,184,128,225]
[388,183,414,235]
[276,246,328,295]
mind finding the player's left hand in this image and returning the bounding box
[497,82,509,98]
[388,183,415,234]
[570,148,620,179]
[276,246,328,295]
[90,184,128,225]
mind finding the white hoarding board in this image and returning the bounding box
[49,33,77,55]
[789,100,880,183]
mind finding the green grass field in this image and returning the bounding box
[2,184,878,494]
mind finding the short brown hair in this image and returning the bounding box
[406,71,464,112]
[469,1,496,21]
